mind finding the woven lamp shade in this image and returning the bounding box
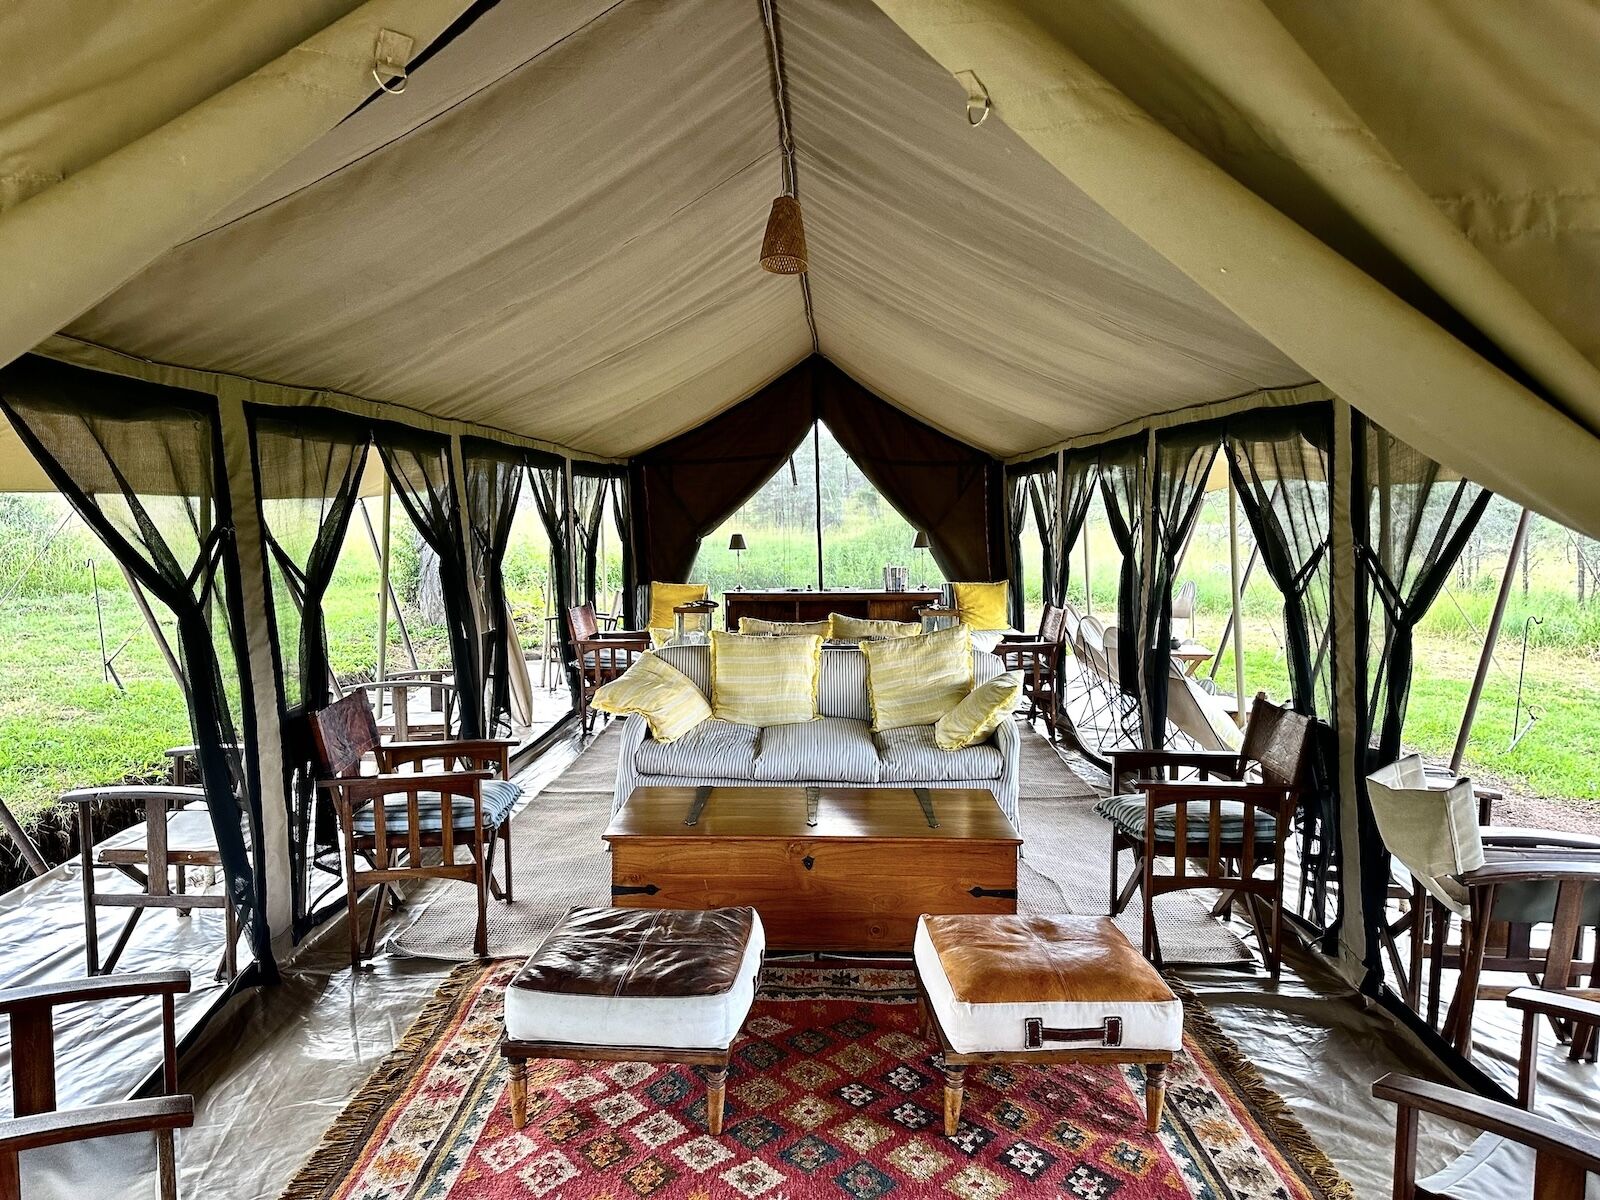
[759,194,808,274]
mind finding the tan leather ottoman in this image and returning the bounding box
[914,913,1182,1134]
[499,906,764,1135]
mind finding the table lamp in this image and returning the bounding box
[729,532,747,589]
[912,530,930,586]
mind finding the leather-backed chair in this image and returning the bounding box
[1099,698,1313,979]
[309,693,521,967]
[566,604,648,733]
[996,604,1069,741]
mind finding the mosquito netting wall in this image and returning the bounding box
[0,355,275,973]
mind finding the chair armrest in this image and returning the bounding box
[1482,826,1600,851]
[0,970,191,1015]
[1373,1073,1600,1170]
[1460,859,1600,888]
[0,1096,194,1154]
[593,629,649,640]
[319,770,493,793]
[1138,779,1293,801]
[1507,987,1600,1028]
[384,738,516,755]
[58,786,205,808]
[378,669,451,681]
[1108,749,1243,790]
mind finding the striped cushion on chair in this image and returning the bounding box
[352,777,522,835]
[1094,793,1277,844]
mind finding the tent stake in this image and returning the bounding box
[1450,507,1530,773]
[1227,471,1246,716]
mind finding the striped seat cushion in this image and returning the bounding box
[351,777,521,835]
[634,719,760,780]
[1094,793,1278,844]
[876,726,1004,782]
[755,717,880,783]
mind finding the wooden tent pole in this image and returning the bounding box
[375,481,392,694]
[1228,471,1246,714]
[1450,507,1530,773]
[358,497,419,671]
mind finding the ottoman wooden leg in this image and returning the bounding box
[507,1058,528,1129]
[940,1062,966,1135]
[1145,1062,1167,1133]
[702,1067,729,1136]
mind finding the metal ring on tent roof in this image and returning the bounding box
[372,64,408,94]
[957,70,991,127]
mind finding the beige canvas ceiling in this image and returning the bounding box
[2,1,1599,535]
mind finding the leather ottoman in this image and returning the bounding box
[913,913,1182,1134]
[500,906,764,1135]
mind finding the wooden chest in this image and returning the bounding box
[604,786,1021,952]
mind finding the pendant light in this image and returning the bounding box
[758,0,807,275]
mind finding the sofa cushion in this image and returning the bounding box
[739,616,834,637]
[830,613,919,641]
[936,672,1022,750]
[950,581,1011,631]
[654,643,711,696]
[592,652,710,742]
[646,582,709,631]
[863,623,973,731]
[709,631,822,727]
[818,648,871,720]
[876,725,1004,782]
[755,717,880,783]
[635,719,760,779]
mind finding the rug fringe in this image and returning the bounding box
[1168,977,1356,1200]
[279,960,493,1200]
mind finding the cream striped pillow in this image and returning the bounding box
[708,631,823,727]
[862,623,974,731]
[830,613,920,641]
[591,652,710,742]
[935,672,1023,750]
[738,616,834,638]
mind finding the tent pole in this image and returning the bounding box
[375,481,392,710]
[358,497,418,671]
[117,560,185,690]
[1450,507,1530,773]
[1228,470,1246,713]
[1209,540,1260,682]
[1083,526,1091,616]
[813,422,824,591]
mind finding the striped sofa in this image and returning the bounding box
[611,644,1021,829]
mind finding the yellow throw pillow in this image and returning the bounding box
[935,672,1023,750]
[739,616,834,638]
[591,652,711,743]
[950,581,1011,631]
[862,623,973,732]
[830,613,920,641]
[708,631,823,727]
[646,582,710,632]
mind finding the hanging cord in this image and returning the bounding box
[759,0,819,350]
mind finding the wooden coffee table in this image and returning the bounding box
[604,786,1021,952]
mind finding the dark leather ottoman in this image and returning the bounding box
[500,906,764,1135]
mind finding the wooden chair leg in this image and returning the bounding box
[1108,827,1121,914]
[940,1062,966,1135]
[79,804,99,976]
[508,1058,529,1128]
[1145,1062,1167,1133]
[474,851,489,959]
[1,1149,19,1200]
[501,817,514,903]
[155,1127,178,1200]
[702,1066,728,1135]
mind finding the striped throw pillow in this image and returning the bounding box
[591,652,711,742]
[708,632,823,727]
[830,613,920,641]
[862,623,974,731]
[738,616,834,638]
[935,672,1023,750]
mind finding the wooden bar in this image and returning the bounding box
[721,588,941,630]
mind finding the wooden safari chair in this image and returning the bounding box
[65,786,238,981]
[1375,989,1600,1198]
[1098,698,1313,979]
[995,604,1069,741]
[308,692,521,968]
[0,971,193,1200]
[566,604,648,734]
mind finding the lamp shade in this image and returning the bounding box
[728,533,748,552]
[912,530,930,550]
[759,195,807,274]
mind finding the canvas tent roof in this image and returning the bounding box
[2,0,1599,533]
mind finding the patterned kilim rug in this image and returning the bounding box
[281,960,1350,1200]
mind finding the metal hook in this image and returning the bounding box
[956,70,991,127]
[372,28,413,96]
